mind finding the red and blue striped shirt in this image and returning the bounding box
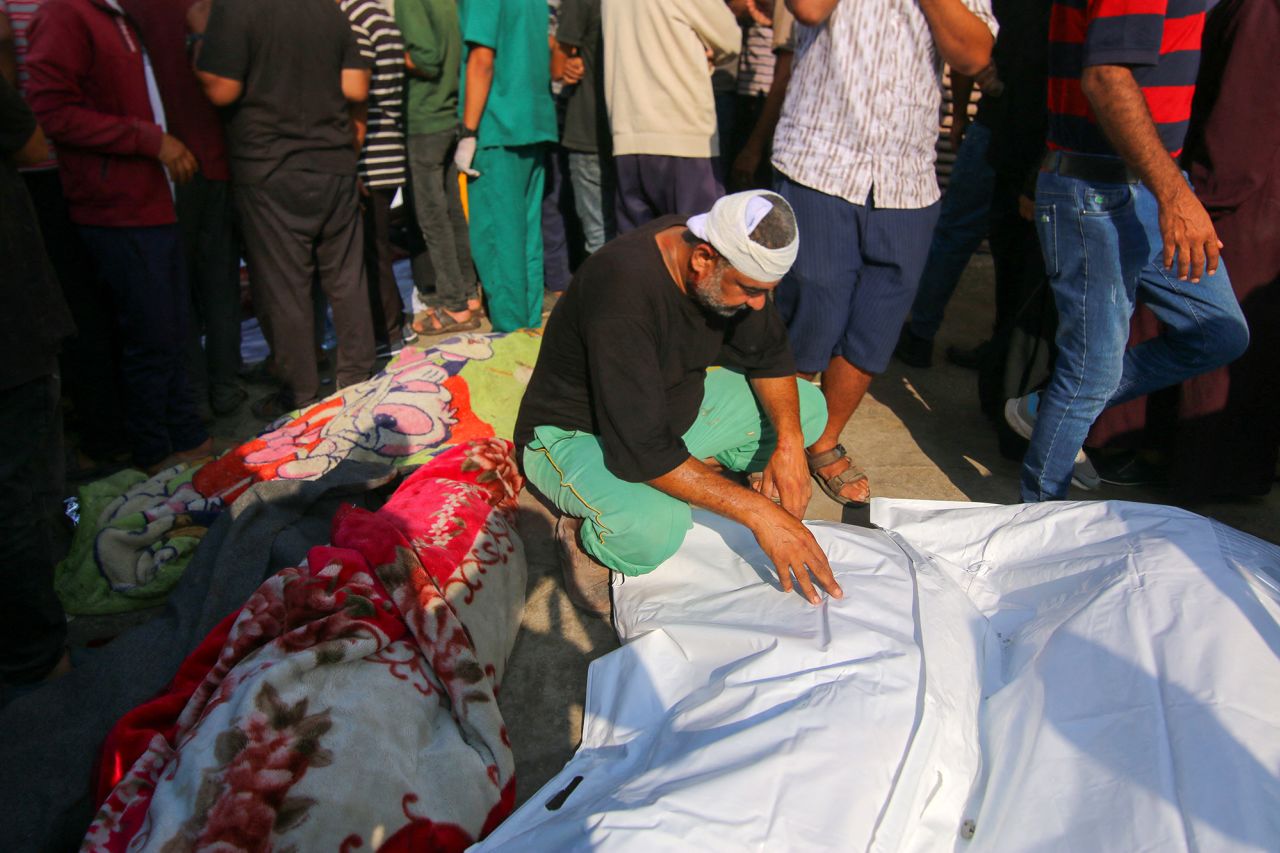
[1047,0,1206,157]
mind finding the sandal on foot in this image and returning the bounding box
[412,308,482,338]
[807,443,870,508]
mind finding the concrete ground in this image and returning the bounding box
[497,252,1280,806]
[66,253,1279,810]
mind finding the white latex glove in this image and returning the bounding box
[453,136,480,178]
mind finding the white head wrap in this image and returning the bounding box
[686,190,799,283]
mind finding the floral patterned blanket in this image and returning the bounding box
[84,440,527,852]
[56,331,541,615]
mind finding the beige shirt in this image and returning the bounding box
[602,0,741,158]
[772,0,997,209]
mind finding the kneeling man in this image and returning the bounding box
[515,190,843,616]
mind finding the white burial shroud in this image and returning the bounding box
[478,500,1280,852]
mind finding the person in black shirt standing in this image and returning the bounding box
[191,0,376,418]
[516,190,842,617]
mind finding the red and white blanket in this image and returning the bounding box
[83,439,527,852]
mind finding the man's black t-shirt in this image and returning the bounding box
[197,0,368,184]
[515,215,796,483]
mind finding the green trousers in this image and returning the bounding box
[469,143,546,332]
[523,370,828,575]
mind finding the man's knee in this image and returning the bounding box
[797,378,828,447]
[1204,312,1250,368]
[581,496,692,576]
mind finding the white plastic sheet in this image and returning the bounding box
[478,501,1280,852]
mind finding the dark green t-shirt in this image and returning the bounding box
[459,0,557,149]
[396,0,463,136]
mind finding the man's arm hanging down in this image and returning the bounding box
[1082,64,1221,283]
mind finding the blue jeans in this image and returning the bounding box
[1023,166,1250,501]
[907,122,995,341]
[568,151,615,254]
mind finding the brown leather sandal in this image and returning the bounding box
[806,443,870,508]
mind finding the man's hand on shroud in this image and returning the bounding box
[751,504,843,605]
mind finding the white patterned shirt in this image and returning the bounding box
[772,0,997,210]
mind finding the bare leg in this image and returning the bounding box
[807,354,873,503]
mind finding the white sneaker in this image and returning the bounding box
[1004,392,1100,491]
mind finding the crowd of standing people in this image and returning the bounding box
[2,0,1277,678]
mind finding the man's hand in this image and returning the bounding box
[730,139,763,190]
[751,504,842,605]
[745,0,773,25]
[158,133,198,183]
[185,0,211,34]
[1081,64,1222,283]
[759,440,811,519]
[454,135,479,177]
[562,55,585,85]
[1018,194,1034,221]
[1158,183,1221,283]
[650,455,841,605]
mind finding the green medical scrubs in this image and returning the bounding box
[459,0,557,332]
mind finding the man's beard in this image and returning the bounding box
[691,265,744,318]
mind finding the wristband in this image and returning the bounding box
[459,125,478,139]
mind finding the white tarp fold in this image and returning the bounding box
[478,501,1280,852]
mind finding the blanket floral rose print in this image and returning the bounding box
[83,439,527,852]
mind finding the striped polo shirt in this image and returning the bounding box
[1047,0,1206,157]
[0,0,57,169]
[736,23,774,97]
[341,0,407,189]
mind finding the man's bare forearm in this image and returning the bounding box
[786,0,839,26]
[919,0,993,75]
[744,50,791,152]
[951,71,974,121]
[750,375,805,449]
[650,458,777,526]
[462,46,494,131]
[1081,64,1184,202]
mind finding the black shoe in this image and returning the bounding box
[1087,450,1167,487]
[945,340,991,371]
[894,326,933,368]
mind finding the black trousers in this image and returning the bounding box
[78,224,208,467]
[362,186,405,346]
[0,374,67,685]
[21,169,129,459]
[235,170,375,405]
[176,174,242,398]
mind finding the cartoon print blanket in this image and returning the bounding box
[56,331,542,615]
[84,439,527,852]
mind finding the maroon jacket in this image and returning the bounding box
[26,0,176,226]
[123,0,230,183]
